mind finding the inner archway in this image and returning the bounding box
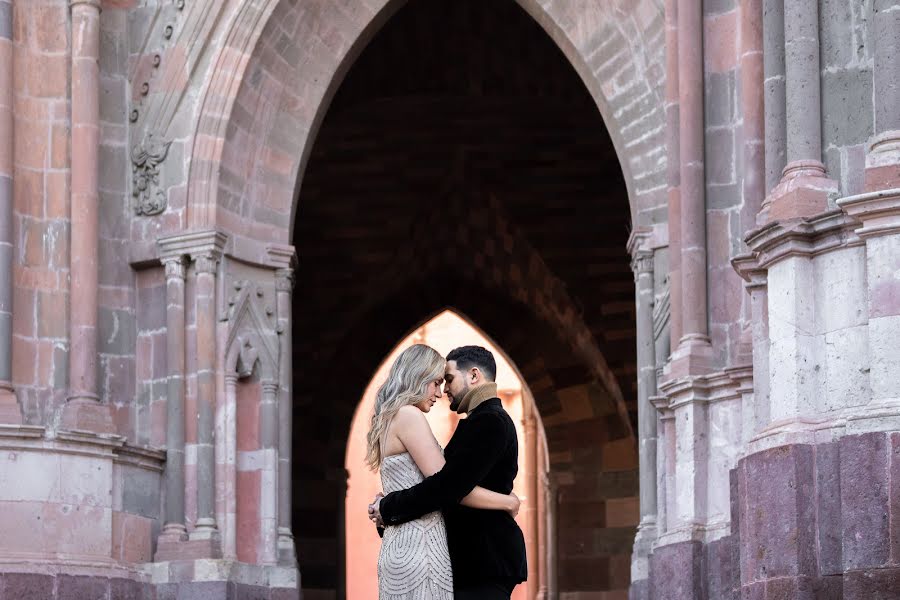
[289,0,640,598]
[344,310,549,599]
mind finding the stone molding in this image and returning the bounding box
[157,230,228,262]
[837,187,900,239]
[744,208,863,270]
[657,366,749,411]
[147,559,298,589]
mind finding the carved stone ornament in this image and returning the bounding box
[132,135,172,216]
[225,280,279,381]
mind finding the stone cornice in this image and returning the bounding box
[837,187,900,239]
[626,227,653,257]
[730,252,766,289]
[158,229,228,261]
[657,365,752,411]
[744,209,862,270]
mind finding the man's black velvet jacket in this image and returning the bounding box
[379,398,527,588]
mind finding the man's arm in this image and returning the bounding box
[378,413,508,526]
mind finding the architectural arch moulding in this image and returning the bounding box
[127,0,667,242]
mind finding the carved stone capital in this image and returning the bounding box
[161,255,186,281]
[275,268,295,293]
[631,250,654,276]
[192,253,219,274]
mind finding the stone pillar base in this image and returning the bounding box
[158,535,222,561]
[60,397,115,434]
[667,335,715,379]
[277,530,297,567]
[150,559,300,600]
[865,130,900,192]
[758,160,838,222]
[0,383,21,424]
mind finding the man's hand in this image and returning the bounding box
[368,492,385,528]
[506,492,521,518]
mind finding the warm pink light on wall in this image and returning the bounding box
[344,310,545,599]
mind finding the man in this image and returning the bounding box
[369,345,527,599]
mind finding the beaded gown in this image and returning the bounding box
[378,452,454,599]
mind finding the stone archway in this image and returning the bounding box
[181,0,667,240]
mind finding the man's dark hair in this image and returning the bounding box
[446,345,497,382]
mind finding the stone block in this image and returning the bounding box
[629,578,648,600]
[121,466,161,519]
[705,71,736,127]
[235,583,271,600]
[0,449,60,502]
[0,573,55,600]
[738,445,817,581]
[58,574,110,600]
[841,433,891,570]
[705,535,739,600]
[869,315,900,402]
[174,581,234,600]
[59,453,113,508]
[270,588,300,600]
[820,325,870,412]
[98,307,136,355]
[815,442,842,576]
[109,578,145,600]
[822,67,873,149]
[649,541,704,600]
[814,246,868,332]
[843,568,900,600]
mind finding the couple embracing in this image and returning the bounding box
[366,344,528,599]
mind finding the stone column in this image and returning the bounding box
[761,0,786,197]
[189,251,221,555]
[62,0,113,433]
[523,401,538,600]
[260,380,279,565]
[741,0,765,217]
[536,456,548,600]
[545,476,558,600]
[671,0,713,375]
[0,0,19,423]
[632,243,658,533]
[733,255,769,439]
[157,255,188,551]
[665,0,683,348]
[275,268,296,565]
[762,0,837,220]
[865,0,900,191]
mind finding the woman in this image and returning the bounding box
[366,344,519,599]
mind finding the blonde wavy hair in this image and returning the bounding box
[365,344,446,471]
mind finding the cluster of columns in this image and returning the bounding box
[0,0,17,423]
[155,234,297,566]
[155,241,225,559]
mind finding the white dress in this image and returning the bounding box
[378,452,454,599]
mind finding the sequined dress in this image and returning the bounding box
[378,452,454,599]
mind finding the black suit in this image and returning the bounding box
[379,398,527,597]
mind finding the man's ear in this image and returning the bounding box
[470,367,480,384]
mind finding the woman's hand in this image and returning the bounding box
[506,492,521,517]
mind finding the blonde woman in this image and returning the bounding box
[366,344,519,599]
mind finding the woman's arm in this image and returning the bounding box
[394,406,519,515]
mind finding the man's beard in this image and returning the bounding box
[448,381,470,412]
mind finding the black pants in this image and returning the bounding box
[456,581,517,600]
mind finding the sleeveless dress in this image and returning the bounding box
[378,452,454,599]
